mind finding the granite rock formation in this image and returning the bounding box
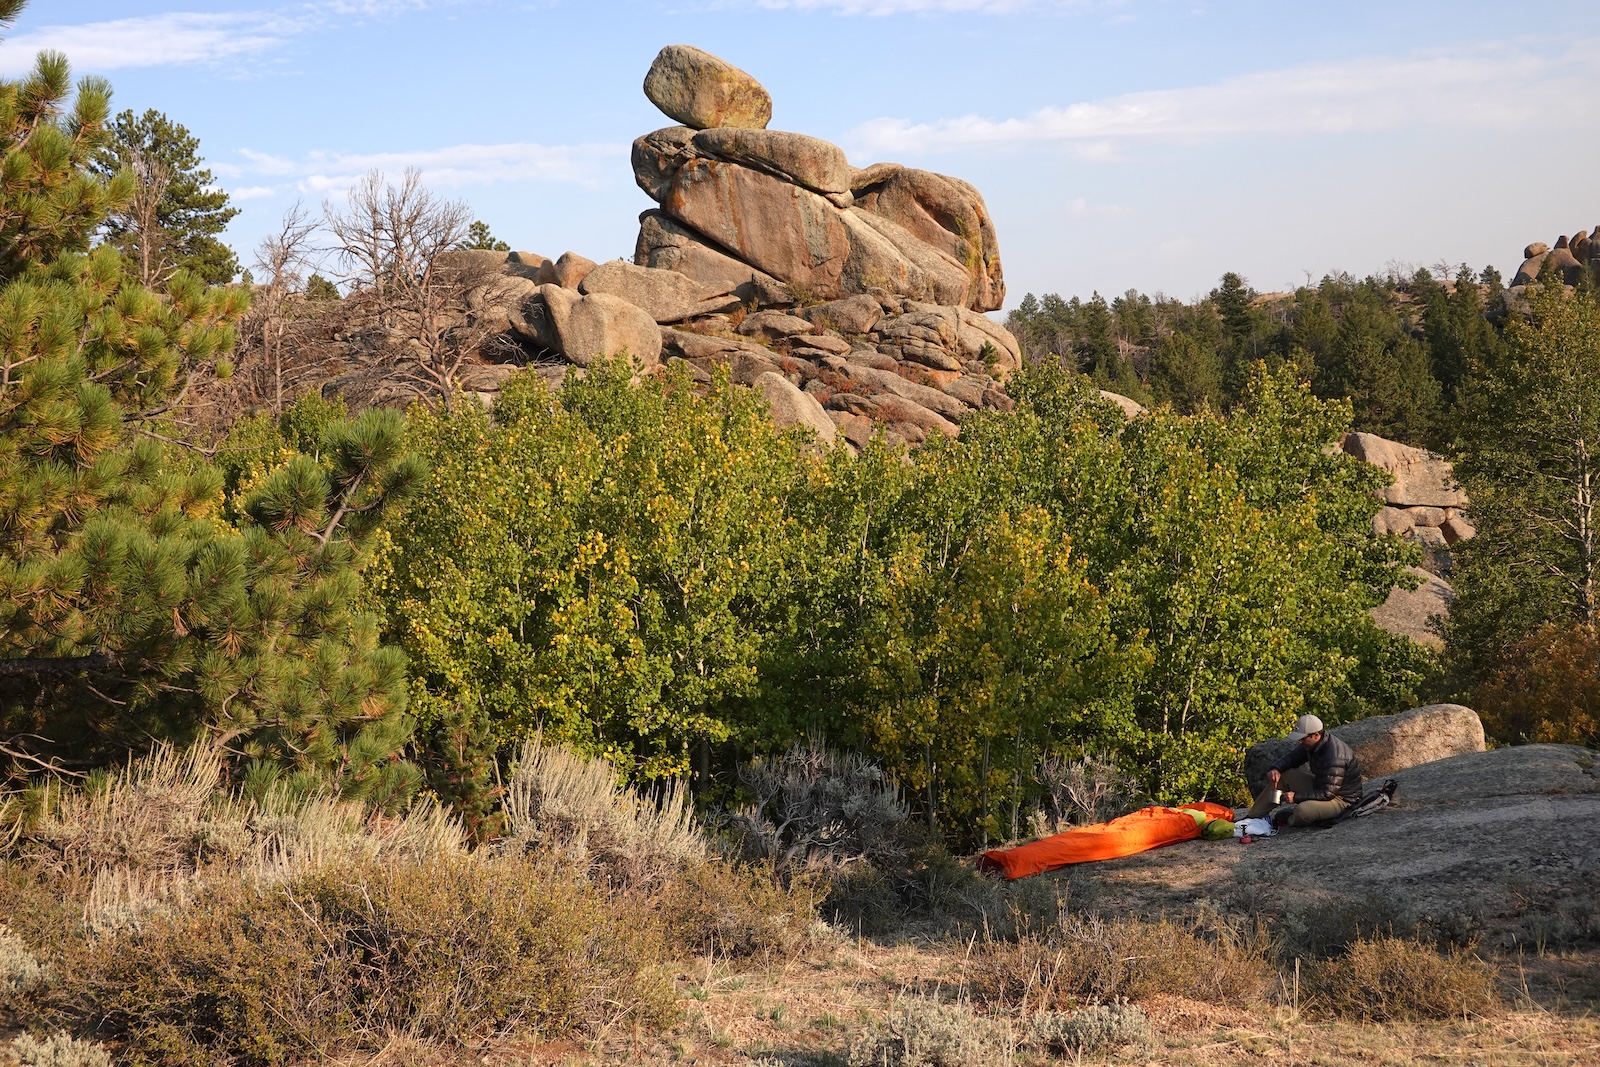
[425,45,1025,451]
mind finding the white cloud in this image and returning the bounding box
[1064,197,1130,218]
[0,3,469,76]
[217,141,628,195]
[229,185,279,200]
[0,13,308,76]
[847,39,1600,155]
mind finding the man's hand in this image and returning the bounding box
[1282,791,1296,803]
[1268,768,1281,787]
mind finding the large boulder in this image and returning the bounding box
[520,284,580,353]
[553,292,662,368]
[664,157,851,297]
[801,295,883,336]
[754,371,836,442]
[1099,390,1146,418]
[1512,252,1547,286]
[852,166,1005,312]
[692,127,853,198]
[842,208,973,308]
[1244,703,1486,796]
[544,251,598,290]
[1544,246,1586,285]
[643,45,771,131]
[1370,565,1451,650]
[659,158,975,309]
[1341,431,1467,507]
[635,209,791,304]
[577,259,736,323]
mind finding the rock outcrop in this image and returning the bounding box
[1339,430,1473,576]
[1505,225,1598,307]
[1369,565,1452,651]
[441,45,1023,449]
[1075,743,1600,952]
[1243,703,1486,796]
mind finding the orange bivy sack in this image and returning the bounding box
[977,801,1235,881]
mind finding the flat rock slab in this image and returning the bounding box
[1049,745,1600,947]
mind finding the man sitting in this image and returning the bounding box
[1244,714,1363,828]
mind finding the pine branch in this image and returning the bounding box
[0,652,121,676]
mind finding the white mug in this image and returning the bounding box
[1272,789,1283,804]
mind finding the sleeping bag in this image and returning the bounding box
[977,801,1235,881]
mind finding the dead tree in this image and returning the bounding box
[322,168,502,410]
[248,201,321,414]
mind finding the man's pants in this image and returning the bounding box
[1245,768,1351,827]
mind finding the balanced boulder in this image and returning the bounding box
[643,45,771,131]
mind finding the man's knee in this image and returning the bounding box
[1288,799,1346,826]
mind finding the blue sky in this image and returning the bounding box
[5,1,1599,306]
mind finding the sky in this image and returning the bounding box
[4,0,1599,307]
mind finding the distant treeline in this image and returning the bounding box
[1006,266,1515,450]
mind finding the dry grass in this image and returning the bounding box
[43,854,675,1065]
[0,742,815,1065]
[968,914,1274,1011]
[1306,935,1500,1021]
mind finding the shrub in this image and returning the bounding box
[44,855,674,1064]
[727,739,909,870]
[3,1033,112,1067]
[0,925,49,996]
[1277,888,1418,960]
[502,736,704,889]
[1307,936,1499,1021]
[1476,622,1600,747]
[1033,753,1140,831]
[9,745,464,934]
[1026,1001,1149,1055]
[847,998,1008,1067]
[653,858,820,961]
[970,915,1272,1009]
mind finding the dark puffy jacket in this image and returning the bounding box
[1273,732,1363,803]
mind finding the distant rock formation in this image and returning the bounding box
[434,44,1027,450]
[1337,431,1473,648]
[1504,225,1593,292]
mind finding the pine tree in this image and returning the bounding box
[458,220,510,252]
[1447,282,1600,698]
[91,108,240,285]
[0,6,419,803]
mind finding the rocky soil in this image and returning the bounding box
[1069,743,1600,951]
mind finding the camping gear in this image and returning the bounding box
[977,801,1235,880]
[1233,817,1276,838]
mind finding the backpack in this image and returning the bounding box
[1322,778,1400,827]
